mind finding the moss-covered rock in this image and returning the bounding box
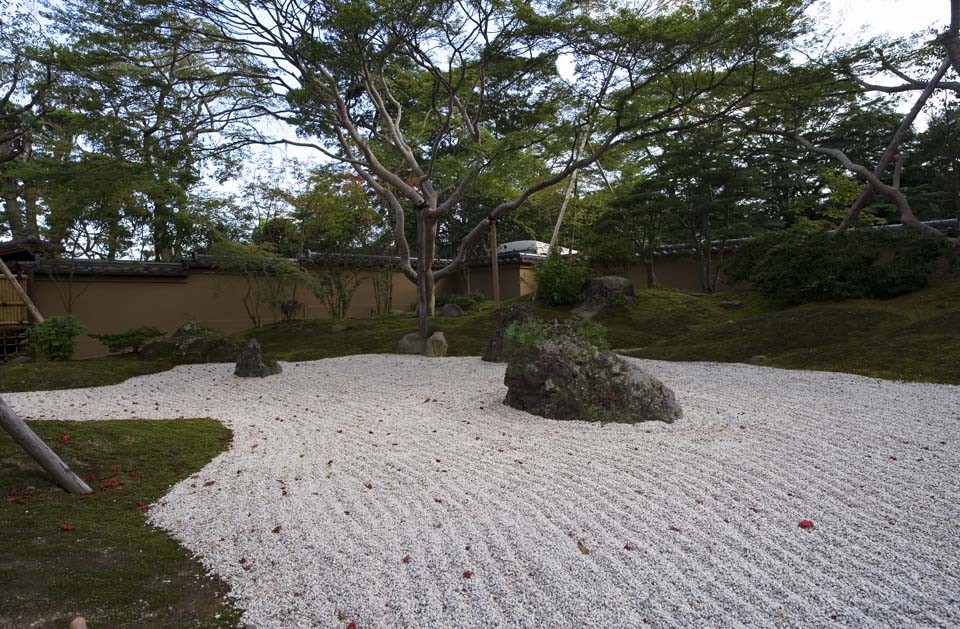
[503,332,682,424]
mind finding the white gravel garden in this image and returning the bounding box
[7,355,960,628]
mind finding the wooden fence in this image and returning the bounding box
[0,274,28,325]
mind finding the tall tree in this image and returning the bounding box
[185,0,811,335]
[37,0,272,259]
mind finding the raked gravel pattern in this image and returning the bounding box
[7,356,960,628]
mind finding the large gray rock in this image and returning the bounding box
[439,303,464,317]
[397,331,448,357]
[503,333,682,424]
[234,339,281,378]
[397,332,427,355]
[574,276,636,316]
[140,325,241,364]
[481,302,536,363]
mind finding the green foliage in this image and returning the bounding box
[25,316,83,361]
[90,326,165,353]
[208,240,316,327]
[726,227,953,304]
[506,318,609,350]
[437,292,487,310]
[309,266,363,320]
[0,419,242,627]
[534,253,589,305]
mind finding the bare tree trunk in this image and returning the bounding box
[490,219,500,308]
[840,57,951,229]
[2,181,23,239]
[415,209,437,337]
[548,133,589,255]
[0,397,92,494]
[641,250,658,288]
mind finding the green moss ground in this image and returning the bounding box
[0,419,241,628]
[0,355,173,393]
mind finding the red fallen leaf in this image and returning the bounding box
[346,622,357,629]
[239,557,247,563]
[889,456,898,461]
[474,436,480,440]
[251,444,259,449]
[173,466,182,473]
[402,555,411,563]
[58,523,75,531]
[669,526,681,533]
[739,425,746,429]
[465,544,471,550]
[364,483,373,490]
[799,520,815,529]
[462,570,473,579]
[327,460,333,466]
[137,500,151,512]
[190,474,200,479]
[624,544,634,551]
[299,454,305,458]
[272,525,282,534]
[203,480,216,487]
[634,490,642,494]
[695,499,704,505]
[59,432,70,444]
[434,498,443,504]
[4,496,18,503]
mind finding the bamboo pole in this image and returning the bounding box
[0,257,44,324]
[0,397,92,494]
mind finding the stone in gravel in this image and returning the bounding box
[504,332,682,424]
[234,339,281,378]
[482,302,536,363]
[440,303,464,317]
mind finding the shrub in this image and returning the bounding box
[534,253,589,305]
[506,318,609,350]
[90,327,165,353]
[26,316,84,361]
[436,291,486,310]
[726,226,953,304]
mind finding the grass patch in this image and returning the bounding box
[0,355,173,393]
[616,281,960,384]
[0,419,241,628]
[249,304,501,362]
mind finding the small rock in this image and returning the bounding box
[425,332,448,357]
[69,618,88,629]
[234,339,282,378]
[439,303,464,317]
[719,300,743,309]
[331,324,349,333]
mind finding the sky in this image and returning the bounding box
[822,0,947,40]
